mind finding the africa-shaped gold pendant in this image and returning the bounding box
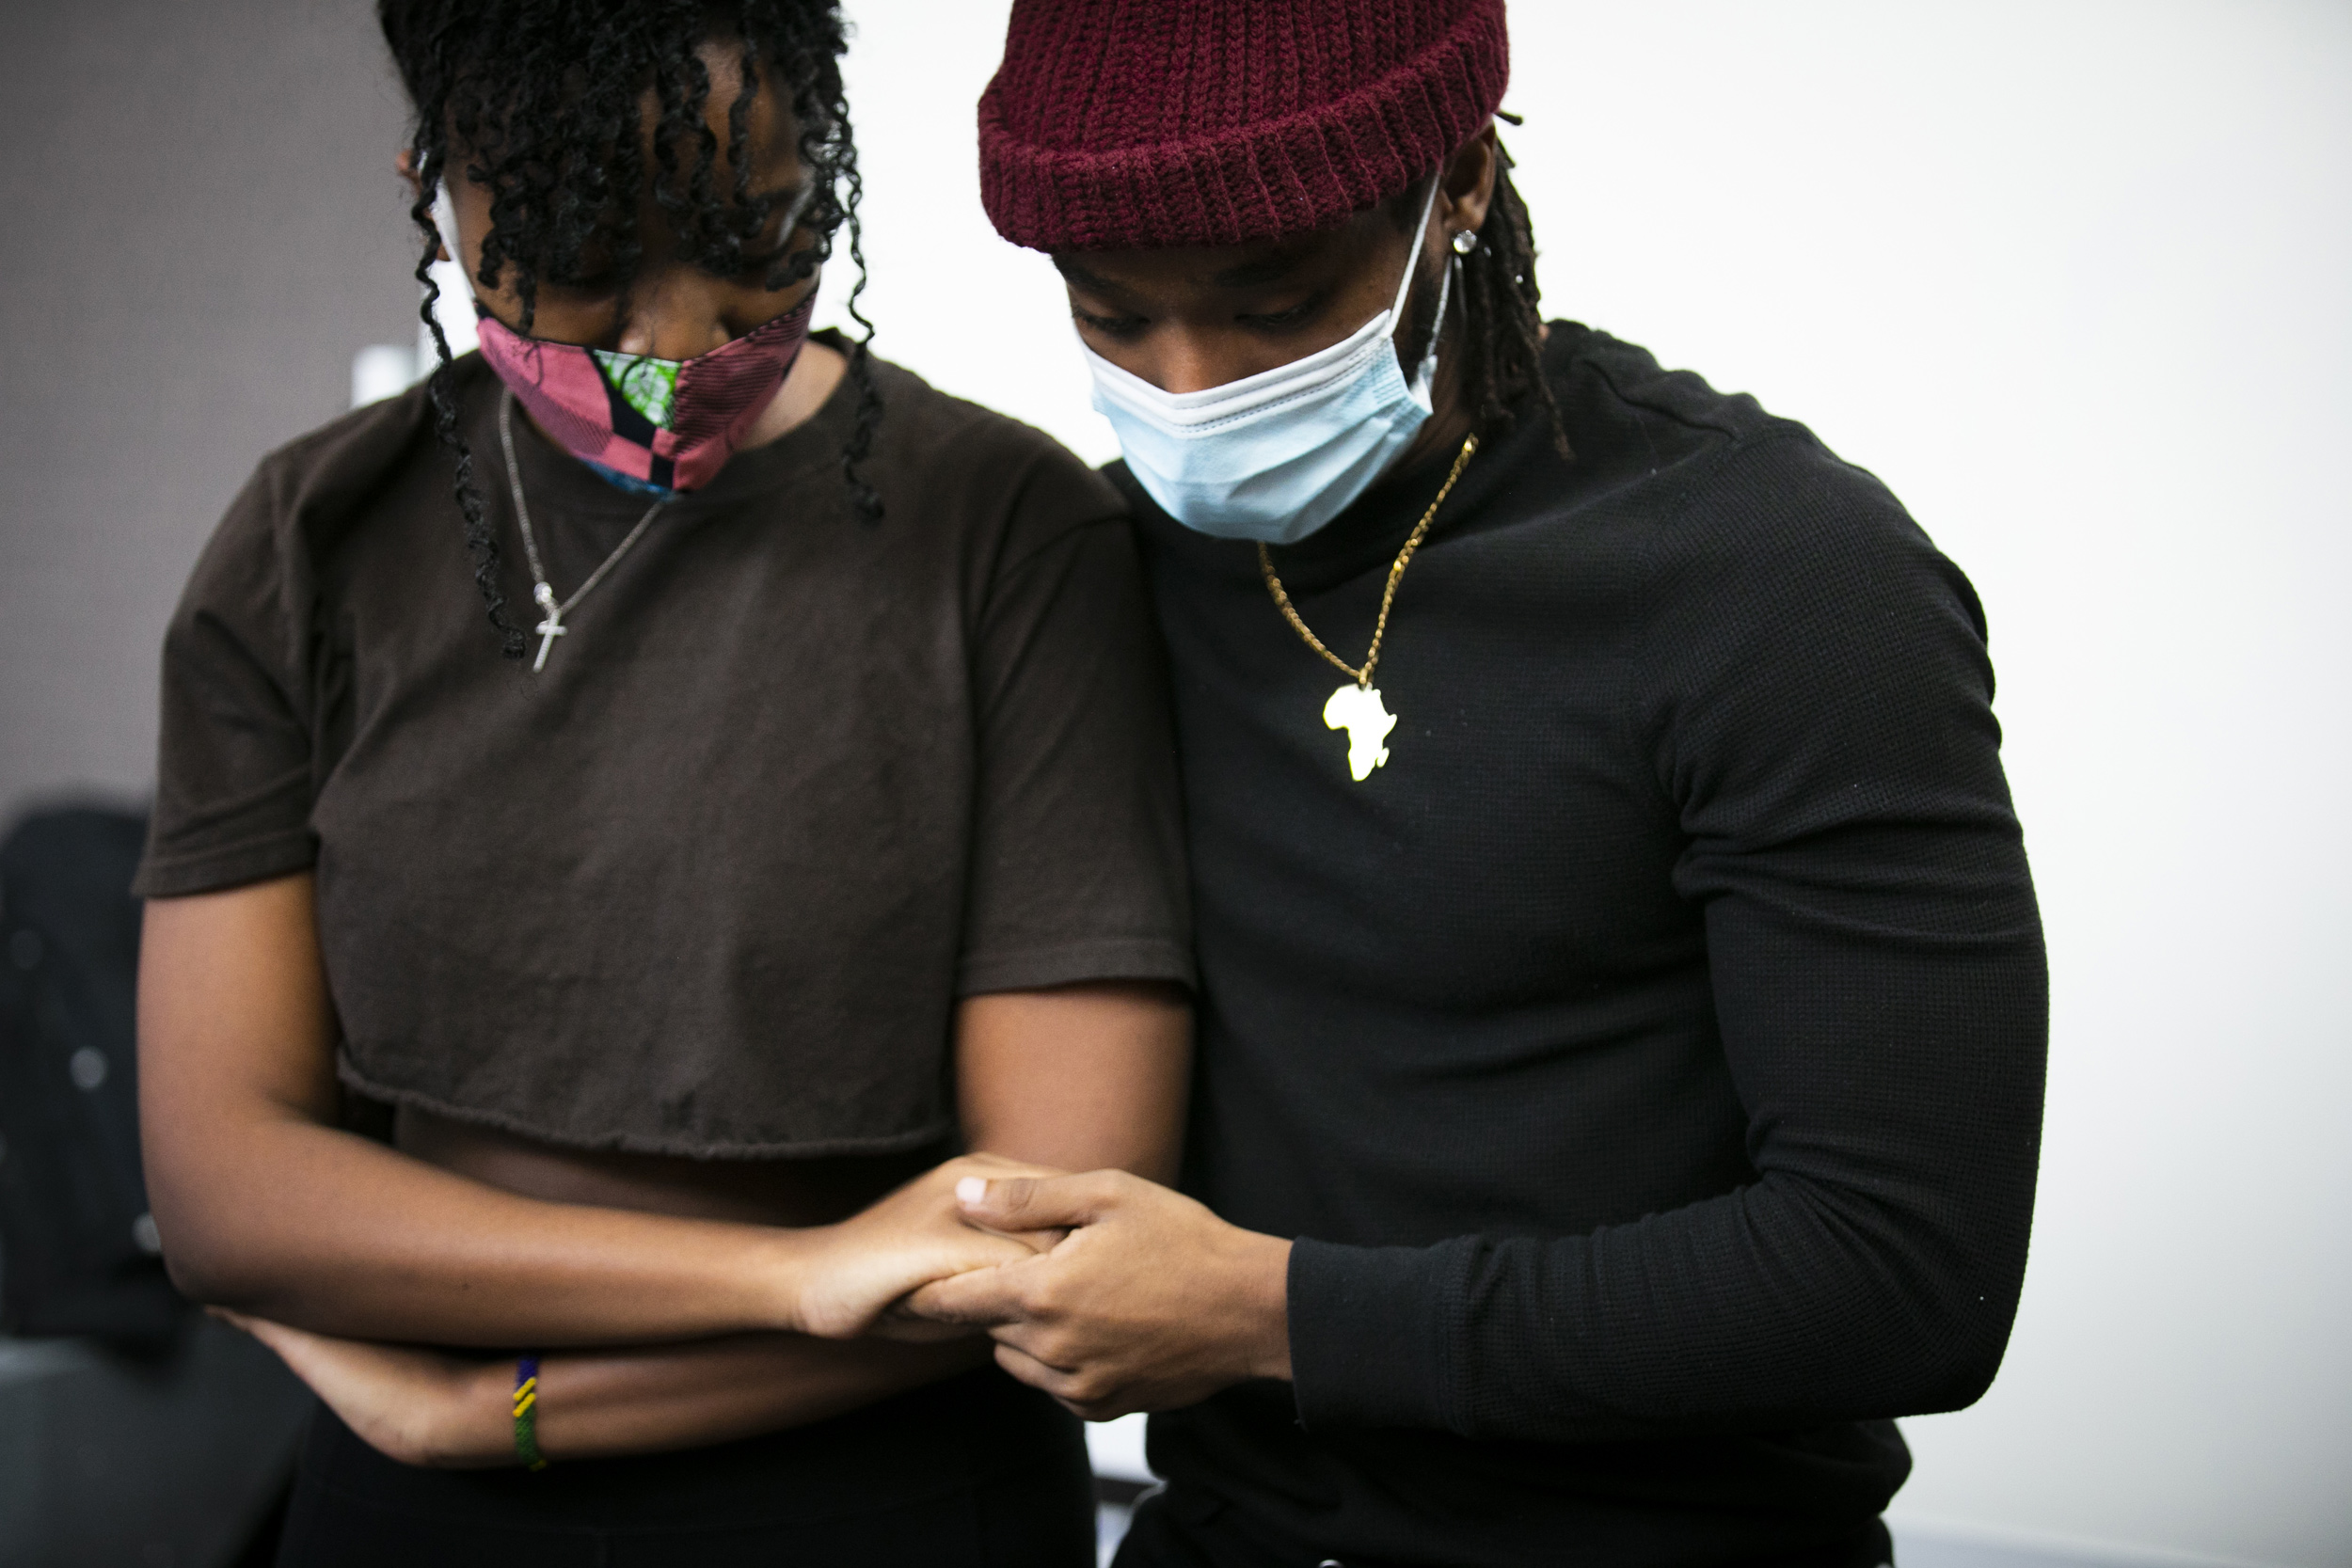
[1323,683,1398,781]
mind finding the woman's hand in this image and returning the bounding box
[790,1153,1069,1338]
[215,1309,510,1468]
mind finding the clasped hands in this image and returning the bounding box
[880,1156,1295,1419]
[215,1154,1292,1467]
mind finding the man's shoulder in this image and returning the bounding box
[1544,321,1793,467]
[1546,323,1927,567]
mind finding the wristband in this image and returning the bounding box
[512,1355,549,1471]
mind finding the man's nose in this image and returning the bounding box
[1152,335,1248,396]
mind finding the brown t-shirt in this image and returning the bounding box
[135,342,1193,1157]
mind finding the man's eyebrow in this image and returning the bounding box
[1206,250,1306,289]
[1052,255,1120,295]
[1054,249,1309,295]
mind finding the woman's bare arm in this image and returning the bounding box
[224,975,1193,1464]
[219,1311,988,1467]
[140,874,1039,1346]
[953,979,1191,1184]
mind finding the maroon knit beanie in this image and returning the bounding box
[978,0,1509,252]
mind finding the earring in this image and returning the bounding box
[1451,229,1480,255]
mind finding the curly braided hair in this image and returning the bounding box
[1391,134,1570,461]
[378,0,882,658]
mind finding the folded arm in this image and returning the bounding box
[218,1312,990,1467]
[165,879,1195,1462]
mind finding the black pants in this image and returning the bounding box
[276,1365,1095,1567]
[1114,1485,1897,1568]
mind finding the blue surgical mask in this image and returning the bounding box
[1082,179,1453,546]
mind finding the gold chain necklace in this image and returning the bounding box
[1257,432,1478,781]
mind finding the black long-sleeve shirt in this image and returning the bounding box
[1117,324,2046,1568]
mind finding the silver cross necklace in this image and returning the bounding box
[498,392,672,673]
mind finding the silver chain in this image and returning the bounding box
[498,392,670,672]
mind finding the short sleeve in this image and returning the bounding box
[955,452,1194,995]
[132,467,319,899]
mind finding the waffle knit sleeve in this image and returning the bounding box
[1287,434,2047,1440]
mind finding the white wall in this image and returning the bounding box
[827,5,2352,1565]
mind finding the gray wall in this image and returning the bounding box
[1,6,418,1558]
[0,0,420,825]
[1,1326,310,1568]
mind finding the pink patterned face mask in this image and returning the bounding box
[472,292,816,494]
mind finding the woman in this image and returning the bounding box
[133,3,1192,1562]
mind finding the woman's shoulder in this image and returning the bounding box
[860,353,1083,467]
[259,356,476,506]
[207,356,483,568]
[173,359,479,633]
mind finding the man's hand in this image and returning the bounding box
[215,1309,509,1467]
[903,1170,1292,1419]
[792,1153,1067,1338]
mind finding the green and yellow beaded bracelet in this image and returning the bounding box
[512,1355,549,1471]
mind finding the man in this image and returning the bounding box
[913,4,2047,1564]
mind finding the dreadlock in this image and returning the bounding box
[1391,134,1570,462]
[378,0,883,658]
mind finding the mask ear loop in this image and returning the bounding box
[1397,173,1454,409]
[1390,173,1446,325]
[1404,250,1457,411]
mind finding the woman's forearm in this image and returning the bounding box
[439,1335,990,1465]
[282,978,1195,1464]
[159,1117,1043,1347]
[162,1113,811,1346]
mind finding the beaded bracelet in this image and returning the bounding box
[512,1355,549,1471]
